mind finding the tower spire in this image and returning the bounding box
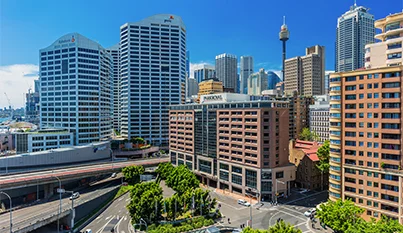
[283,16,286,25]
[354,0,357,6]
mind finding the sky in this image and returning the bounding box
[0,0,395,108]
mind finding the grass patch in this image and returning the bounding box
[114,185,134,199]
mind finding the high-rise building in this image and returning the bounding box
[329,66,403,223]
[365,12,403,69]
[335,3,375,72]
[197,78,223,102]
[329,11,403,224]
[267,71,282,90]
[187,77,199,98]
[193,64,215,83]
[309,95,329,143]
[119,14,186,146]
[25,80,40,125]
[215,53,237,92]
[240,56,254,94]
[324,71,334,94]
[106,43,120,133]
[248,68,268,96]
[186,50,190,77]
[169,93,295,201]
[284,45,325,96]
[39,33,113,145]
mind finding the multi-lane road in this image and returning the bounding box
[0,182,119,233]
[81,192,133,233]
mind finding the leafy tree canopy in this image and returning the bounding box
[156,162,175,180]
[122,165,145,185]
[316,140,330,173]
[299,127,319,141]
[166,165,199,195]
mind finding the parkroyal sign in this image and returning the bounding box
[201,94,223,103]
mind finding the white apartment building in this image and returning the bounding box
[309,95,329,143]
[119,14,186,146]
[14,129,73,153]
[215,53,237,92]
[106,44,121,133]
[39,33,113,145]
[336,3,375,72]
[240,56,254,94]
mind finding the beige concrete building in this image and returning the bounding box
[197,78,224,102]
[329,66,403,223]
[248,68,268,95]
[365,12,403,69]
[285,45,325,96]
[169,93,295,202]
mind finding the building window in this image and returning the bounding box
[245,169,257,189]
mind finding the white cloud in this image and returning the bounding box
[189,61,214,79]
[0,64,39,108]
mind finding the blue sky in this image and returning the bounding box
[0,0,395,107]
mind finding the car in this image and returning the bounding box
[69,192,80,200]
[237,199,251,207]
[298,188,309,194]
[111,173,117,178]
[122,182,128,186]
[304,208,316,217]
[85,230,92,233]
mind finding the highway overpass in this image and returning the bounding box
[0,157,169,190]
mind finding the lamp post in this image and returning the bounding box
[275,179,285,204]
[64,190,76,232]
[0,191,12,233]
[245,188,259,228]
[52,175,62,233]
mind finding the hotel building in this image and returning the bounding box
[119,14,186,146]
[39,33,113,145]
[169,93,295,201]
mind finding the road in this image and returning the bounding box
[0,157,168,189]
[0,182,119,233]
[210,189,330,233]
[81,192,133,233]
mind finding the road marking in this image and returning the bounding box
[96,216,114,233]
[116,214,124,233]
[126,198,130,202]
[124,216,127,221]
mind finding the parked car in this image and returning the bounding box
[84,230,92,233]
[122,182,128,186]
[69,192,80,200]
[304,208,316,217]
[111,173,117,178]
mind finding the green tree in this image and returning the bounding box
[268,220,302,233]
[345,215,403,233]
[166,165,199,195]
[299,127,319,141]
[122,165,145,185]
[156,162,174,180]
[316,199,364,233]
[316,140,330,190]
[127,182,163,224]
[242,227,268,233]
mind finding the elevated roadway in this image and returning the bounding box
[0,157,168,190]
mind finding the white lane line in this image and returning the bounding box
[96,216,115,233]
[116,214,124,233]
[126,198,130,202]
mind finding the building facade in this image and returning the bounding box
[39,33,113,145]
[284,45,325,96]
[309,95,329,143]
[106,44,121,133]
[267,71,282,90]
[169,93,295,201]
[14,129,73,153]
[215,54,238,93]
[119,14,186,146]
[25,80,40,126]
[194,64,215,83]
[240,56,254,94]
[289,140,328,190]
[248,68,268,96]
[365,12,403,69]
[197,78,223,102]
[336,3,375,72]
[187,77,199,98]
[324,71,334,94]
[329,66,403,223]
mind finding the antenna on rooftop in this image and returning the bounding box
[283,16,286,25]
[354,0,357,6]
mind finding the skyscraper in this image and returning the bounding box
[186,77,199,98]
[193,64,215,83]
[335,3,375,72]
[186,50,190,77]
[119,14,186,146]
[285,45,325,96]
[240,56,254,94]
[267,71,282,90]
[215,53,237,92]
[106,43,120,133]
[247,68,268,95]
[39,33,113,145]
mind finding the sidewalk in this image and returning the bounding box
[201,185,258,205]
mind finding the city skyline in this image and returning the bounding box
[0,0,393,107]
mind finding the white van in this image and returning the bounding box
[85,230,92,233]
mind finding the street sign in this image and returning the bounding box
[57,188,65,193]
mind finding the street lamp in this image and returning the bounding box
[0,191,12,233]
[64,190,76,232]
[275,179,285,204]
[245,188,259,228]
[52,175,62,233]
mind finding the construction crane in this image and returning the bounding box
[4,92,13,119]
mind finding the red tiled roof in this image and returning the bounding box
[307,152,319,162]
